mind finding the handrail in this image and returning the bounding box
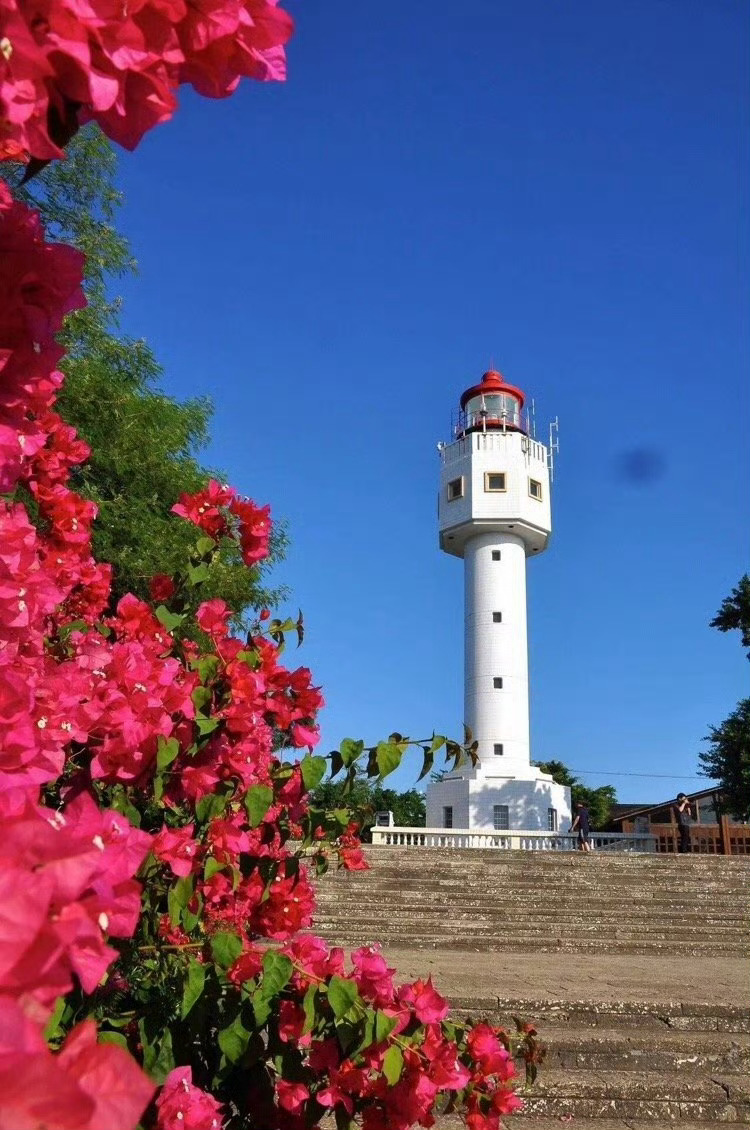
[370,827,658,852]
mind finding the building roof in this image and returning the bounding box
[612,785,720,822]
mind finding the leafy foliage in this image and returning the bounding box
[710,574,750,659]
[0,128,287,626]
[699,699,750,821]
[310,778,426,832]
[699,579,750,819]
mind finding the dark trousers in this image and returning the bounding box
[677,825,691,853]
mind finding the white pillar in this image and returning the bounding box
[464,532,530,775]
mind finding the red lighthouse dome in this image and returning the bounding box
[458,369,527,436]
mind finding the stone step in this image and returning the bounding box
[315,882,749,906]
[312,904,750,929]
[449,999,750,1034]
[309,930,748,957]
[512,1069,750,1122]
[311,918,749,942]
[312,919,749,944]
[321,874,750,895]
[524,1029,750,1073]
[441,1120,748,1130]
[363,848,750,868]
[323,867,750,885]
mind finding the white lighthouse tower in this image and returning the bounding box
[426,369,571,834]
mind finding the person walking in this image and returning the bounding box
[570,802,592,852]
[673,792,693,854]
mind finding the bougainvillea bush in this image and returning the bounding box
[0,3,541,1128]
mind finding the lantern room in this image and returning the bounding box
[457,369,526,437]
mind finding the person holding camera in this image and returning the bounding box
[673,792,693,854]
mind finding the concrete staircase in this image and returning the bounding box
[312,847,750,956]
[310,847,750,1126]
[452,997,750,1125]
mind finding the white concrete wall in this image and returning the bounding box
[426,775,572,832]
[464,533,530,773]
[425,777,471,829]
[469,776,571,831]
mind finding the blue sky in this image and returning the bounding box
[113,0,748,804]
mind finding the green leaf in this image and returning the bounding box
[203,856,224,880]
[196,536,216,556]
[97,1030,129,1049]
[251,991,272,1028]
[196,716,220,736]
[417,748,434,782]
[374,1010,398,1044]
[218,1015,251,1063]
[327,976,360,1019]
[155,605,183,633]
[195,791,229,824]
[375,741,402,780]
[244,784,273,828]
[336,1017,362,1053]
[42,996,67,1042]
[139,1023,175,1083]
[211,931,243,970]
[300,755,326,792]
[383,1044,404,1085]
[167,875,193,924]
[188,562,210,585]
[260,951,293,996]
[180,959,206,1020]
[302,984,318,1035]
[196,655,219,683]
[156,737,180,771]
[340,738,365,766]
[192,686,212,712]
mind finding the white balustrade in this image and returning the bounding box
[370,827,657,853]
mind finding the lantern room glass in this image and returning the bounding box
[465,392,521,429]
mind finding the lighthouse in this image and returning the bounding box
[426,369,571,833]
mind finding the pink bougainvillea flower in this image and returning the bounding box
[150,573,176,602]
[156,1065,225,1130]
[0,1003,154,1130]
[152,823,198,877]
[397,977,450,1026]
[196,598,231,639]
[276,1079,309,1113]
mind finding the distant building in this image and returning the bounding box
[606,787,750,855]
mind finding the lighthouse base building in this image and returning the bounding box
[426,767,571,835]
[425,369,572,835]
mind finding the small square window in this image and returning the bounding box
[493,677,503,689]
[547,807,558,832]
[443,806,453,829]
[492,612,502,623]
[493,805,509,831]
[491,550,501,562]
[484,472,506,492]
[447,477,463,501]
[493,743,504,756]
[529,478,542,500]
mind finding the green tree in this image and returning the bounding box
[310,777,426,832]
[1,127,286,622]
[710,574,750,659]
[535,760,617,829]
[699,578,750,818]
[699,700,750,821]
